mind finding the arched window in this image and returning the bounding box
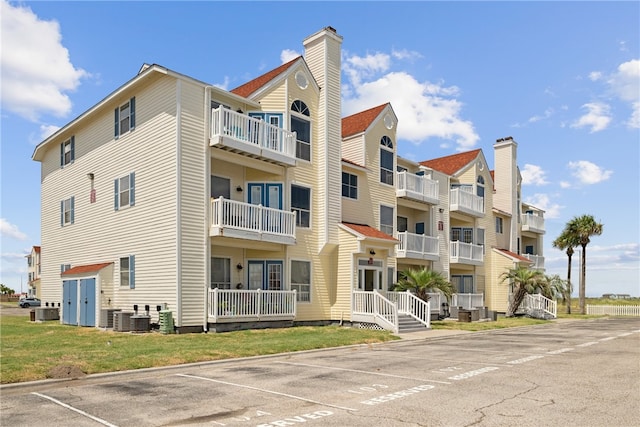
[380,136,394,185]
[291,100,310,161]
[477,175,485,197]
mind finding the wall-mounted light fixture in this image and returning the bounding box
[438,208,444,213]
[236,263,243,270]
[369,249,376,256]
[87,172,95,180]
[236,186,243,192]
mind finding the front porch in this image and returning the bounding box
[207,289,297,325]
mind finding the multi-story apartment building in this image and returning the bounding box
[25,246,41,298]
[32,27,547,332]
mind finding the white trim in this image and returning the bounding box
[176,79,182,326]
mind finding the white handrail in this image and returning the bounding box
[353,290,398,333]
[450,188,484,214]
[452,293,484,309]
[208,288,296,321]
[211,197,296,238]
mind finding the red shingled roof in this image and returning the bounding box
[342,104,389,138]
[341,222,397,241]
[420,149,482,175]
[34,246,41,253]
[61,262,112,276]
[230,56,302,98]
[342,158,367,169]
[495,249,533,263]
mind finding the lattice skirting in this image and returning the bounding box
[357,322,384,330]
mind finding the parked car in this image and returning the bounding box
[19,297,41,308]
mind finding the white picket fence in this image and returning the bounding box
[586,305,640,316]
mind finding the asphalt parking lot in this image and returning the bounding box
[2,317,639,427]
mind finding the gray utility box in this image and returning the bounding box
[113,312,133,332]
[35,307,60,321]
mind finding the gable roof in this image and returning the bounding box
[420,149,482,176]
[61,262,113,276]
[494,249,533,263]
[34,246,41,253]
[340,222,397,242]
[230,56,302,98]
[342,103,389,138]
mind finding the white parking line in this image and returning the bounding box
[617,332,633,337]
[599,336,616,342]
[576,341,599,347]
[176,374,358,412]
[32,392,118,427]
[275,361,452,384]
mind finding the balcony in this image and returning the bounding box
[208,289,296,323]
[450,241,483,265]
[210,107,297,166]
[396,172,439,204]
[522,213,545,234]
[210,197,296,245]
[450,188,484,217]
[523,254,545,270]
[396,232,439,261]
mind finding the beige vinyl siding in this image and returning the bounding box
[334,228,359,319]
[488,250,513,313]
[39,75,179,322]
[342,135,364,166]
[432,170,450,276]
[177,81,208,327]
[341,167,374,225]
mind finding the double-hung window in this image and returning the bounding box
[120,255,135,289]
[496,217,504,234]
[60,196,75,226]
[60,136,75,167]
[342,172,358,199]
[380,136,394,185]
[114,172,135,210]
[291,184,310,228]
[290,100,310,161]
[380,205,394,236]
[114,97,136,139]
[291,260,311,302]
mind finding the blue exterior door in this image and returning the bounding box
[247,183,283,209]
[79,278,96,327]
[62,280,78,325]
[248,260,283,290]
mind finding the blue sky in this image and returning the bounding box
[1,1,638,297]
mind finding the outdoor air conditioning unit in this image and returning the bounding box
[99,309,121,328]
[35,307,60,321]
[113,311,133,332]
[130,315,151,332]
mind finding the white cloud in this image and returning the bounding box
[523,194,562,219]
[0,1,88,121]
[559,181,572,189]
[391,49,422,61]
[1,252,29,260]
[0,218,27,240]
[528,108,554,123]
[521,164,549,186]
[39,124,60,141]
[280,49,300,64]
[571,102,612,132]
[607,59,640,129]
[342,51,478,151]
[567,160,613,184]
[589,71,603,81]
[589,243,638,253]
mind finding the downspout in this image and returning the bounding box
[203,86,214,332]
[176,79,183,328]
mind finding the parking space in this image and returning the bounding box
[2,318,639,427]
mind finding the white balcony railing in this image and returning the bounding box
[523,254,545,270]
[208,289,296,323]
[210,197,296,245]
[396,171,439,204]
[396,232,439,260]
[450,241,484,265]
[451,293,484,310]
[210,107,297,165]
[522,213,545,234]
[450,188,484,217]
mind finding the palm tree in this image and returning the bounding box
[393,268,454,302]
[544,274,569,304]
[500,266,546,317]
[552,231,579,314]
[566,215,603,314]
